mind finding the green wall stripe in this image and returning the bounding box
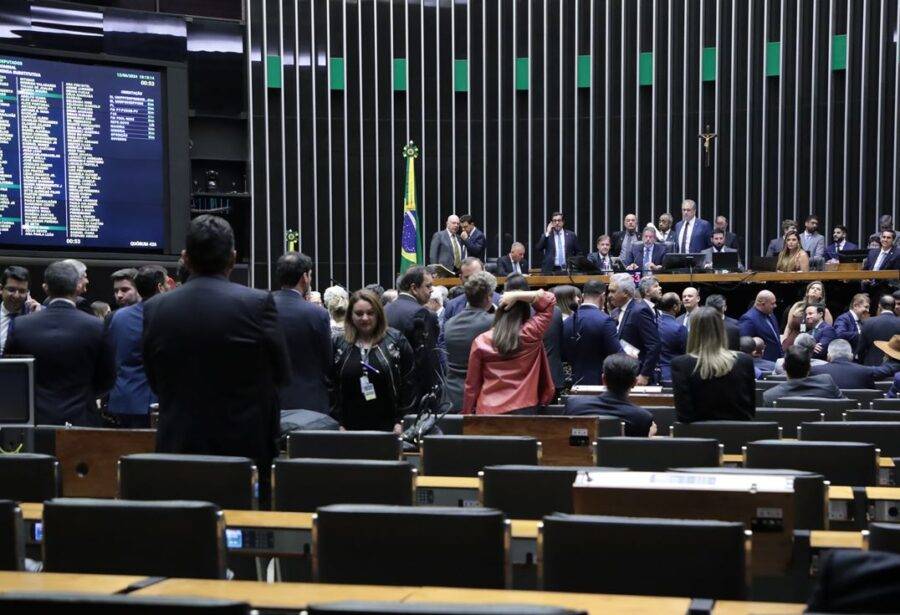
[515,57,529,91]
[329,57,345,90]
[577,54,591,88]
[454,59,469,92]
[701,47,716,82]
[266,54,282,89]
[393,58,408,91]
[832,34,848,70]
[638,52,653,86]
[765,41,781,77]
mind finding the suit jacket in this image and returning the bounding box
[739,307,784,362]
[442,306,494,411]
[440,291,502,333]
[766,237,785,257]
[429,230,465,270]
[385,294,442,404]
[586,252,622,273]
[107,302,155,415]
[611,230,640,259]
[535,229,581,272]
[460,227,486,259]
[623,243,667,269]
[824,240,859,261]
[496,255,528,276]
[657,312,687,381]
[142,275,291,467]
[754,357,777,375]
[543,306,566,389]
[833,310,863,349]
[617,300,662,379]
[810,358,896,390]
[272,289,332,413]
[857,312,900,366]
[762,373,845,405]
[671,353,756,423]
[700,246,742,270]
[800,232,826,259]
[561,305,622,386]
[863,246,900,271]
[807,549,900,614]
[809,321,837,360]
[672,218,713,253]
[5,301,115,426]
[564,392,654,437]
[724,316,741,352]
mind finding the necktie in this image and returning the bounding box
[451,234,461,267]
[513,261,520,274]
[681,221,691,253]
[875,251,888,271]
[555,232,565,267]
[767,315,780,341]
[643,246,651,270]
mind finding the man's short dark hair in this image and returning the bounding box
[551,211,564,221]
[503,273,530,291]
[658,292,680,313]
[110,268,138,284]
[739,336,756,354]
[459,214,475,225]
[276,252,313,288]
[805,302,825,316]
[185,214,235,275]
[883,229,897,240]
[711,229,725,238]
[879,295,896,312]
[705,294,727,314]
[397,266,428,292]
[582,280,606,297]
[784,346,812,379]
[134,265,168,300]
[44,261,80,297]
[447,285,465,300]
[833,224,848,234]
[1,266,29,287]
[805,214,819,224]
[602,354,639,395]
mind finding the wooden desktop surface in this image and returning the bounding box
[866,486,900,500]
[722,454,894,470]
[0,570,143,595]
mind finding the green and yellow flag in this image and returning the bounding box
[399,141,422,273]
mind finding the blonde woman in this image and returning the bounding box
[324,285,349,335]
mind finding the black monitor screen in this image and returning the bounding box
[0,53,165,251]
[0,360,31,423]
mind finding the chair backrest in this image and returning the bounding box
[287,431,402,461]
[594,437,722,471]
[868,523,900,555]
[770,397,859,420]
[421,435,539,476]
[745,440,878,486]
[540,513,746,599]
[840,389,885,404]
[273,459,415,511]
[0,593,250,613]
[42,498,227,578]
[845,410,900,422]
[671,467,828,530]
[118,454,257,510]
[671,421,781,454]
[645,407,677,436]
[874,381,894,392]
[306,603,586,615]
[401,414,464,436]
[0,500,23,571]
[0,453,59,503]
[754,409,824,438]
[313,504,508,588]
[872,398,900,411]
[799,421,900,456]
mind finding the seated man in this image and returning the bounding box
[763,347,845,405]
[824,224,858,262]
[773,333,827,375]
[863,229,900,271]
[624,227,667,272]
[564,353,657,436]
[750,337,777,375]
[701,229,742,271]
[587,234,623,273]
[811,338,897,390]
[496,242,529,276]
[765,219,798,257]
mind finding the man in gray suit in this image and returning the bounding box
[429,214,465,271]
[442,271,496,412]
[763,346,846,405]
[701,229,743,271]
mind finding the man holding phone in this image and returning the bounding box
[536,211,581,274]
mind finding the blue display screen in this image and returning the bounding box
[225,528,243,549]
[0,54,165,251]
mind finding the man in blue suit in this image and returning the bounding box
[624,228,667,272]
[657,292,687,381]
[608,273,661,385]
[562,280,622,386]
[805,303,837,360]
[535,211,581,273]
[739,290,784,363]
[864,229,900,271]
[106,265,169,427]
[811,339,896,389]
[458,214,486,260]
[833,293,870,350]
[824,225,859,262]
[672,199,712,254]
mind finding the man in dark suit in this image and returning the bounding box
[672,199,712,254]
[749,337,777,375]
[705,294,740,351]
[564,354,656,436]
[833,293,870,349]
[0,265,41,356]
[443,271,496,411]
[458,214,486,260]
[824,224,859,262]
[811,339,896,389]
[624,228,667,272]
[608,273,661,385]
[535,211,581,273]
[741,336,771,378]
[142,216,291,486]
[385,266,441,407]
[857,295,900,365]
[587,234,624,273]
[765,219,798,257]
[440,258,501,330]
[496,242,529,276]
[701,230,743,270]
[611,213,639,258]
[429,214,465,271]
[272,252,332,414]
[763,347,845,405]
[805,303,837,360]
[657,292,687,381]
[739,290,784,363]
[561,280,622,386]
[863,229,900,271]
[5,260,115,426]
[714,215,741,253]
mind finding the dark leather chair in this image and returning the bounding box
[273,459,415,511]
[868,523,900,555]
[769,397,859,420]
[754,409,824,438]
[306,603,586,615]
[42,498,227,578]
[798,421,900,456]
[745,440,878,486]
[875,380,894,392]
[840,389,885,405]
[118,454,257,509]
[845,410,900,421]
[402,414,464,435]
[540,513,747,599]
[421,435,539,476]
[287,431,402,461]
[313,504,508,588]
[594,437,721,471]
[0,500,23,571]
[0,593,250,613]
[645,407,676,436]
[671,421,781,454]
[0,453,59,502]
[672,467,828,530]
[872,398,900,411]
[807,549,900,613]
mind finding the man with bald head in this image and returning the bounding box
[676,286,700,332]
[429,214,466,271]
[739,290,784,362]
[673,199,712,253]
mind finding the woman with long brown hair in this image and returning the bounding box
[776,230,810,272]
[781,280,834,350]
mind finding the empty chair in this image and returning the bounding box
[540,514,746,599]
[42,498,226,578]
[770,397,860,420]
[306,603,585,615]
[845,410,900,422]
[594,437,721,471]
[840,389,885,405]
[287,431,402,461]
[754,409,824,439]
[0,454,59,503]
[401,414,463,436]
[873,398,900,411]
[868,523,900,555]
[273,459,414,511]
[0,593,250,613]
[118,454,257,509]
[745,440,878,486]
[421,435,539,476]
[671,421,781,454]
[313,504,508,588]
[0,500,23,571]
[645,407,676,436]
[799,421,900,456]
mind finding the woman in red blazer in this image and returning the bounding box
[462,290,557,415]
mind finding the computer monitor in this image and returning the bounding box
[567,256,599,273]
[837,249,870,263]
[0,358,35,426]
[712,251,740,271]
[662,253,705,271]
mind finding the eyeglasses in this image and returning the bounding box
[2,287,28,295]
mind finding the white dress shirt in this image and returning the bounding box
[678,220,693,252]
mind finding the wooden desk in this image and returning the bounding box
[713,600,805,614]
[415,476,481,507]
[810,530,866,550]
[463,415,605,465]
[0,571,142,595]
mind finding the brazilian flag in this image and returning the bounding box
[399,141,422,273]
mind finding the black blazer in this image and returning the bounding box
[272,289,333,413]
[857,312,900,366]
[384,294,441,404]
[5,301,114,426]
[724,317,741,351]
[496,255,529,276]
[142,275,291,467]
[671,352,756,423]
[542,306,565,389]
[810,359,896,390]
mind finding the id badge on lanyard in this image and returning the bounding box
[359,347,377,401]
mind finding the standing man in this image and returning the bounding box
[561,280,622,386]
[496,242,529,276]
[458,214,486,260]
[857,295,900,365]
[824,225,858,262]
[625,227,667,272]
[608,273,661,385]
[799,215,826,260]
[677,287,700,332]
[805,303,837,360]
[611,213,639,258]
[714,215,741,252]
[429,214,465,271]
[0,266,41,356]
[833,293,870,350]
[673,199,712,254]
[863,229,900,271]
[536,211,581,273]
[706,294,741,351]
[110,268,140,309]
[587,235,621,273]
[739,290,784,363]
[701,230,743,270]
[657,292,687,382]
[272,252,332,414]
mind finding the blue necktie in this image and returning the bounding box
[643,246,651,270]
[555,232,565,267]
